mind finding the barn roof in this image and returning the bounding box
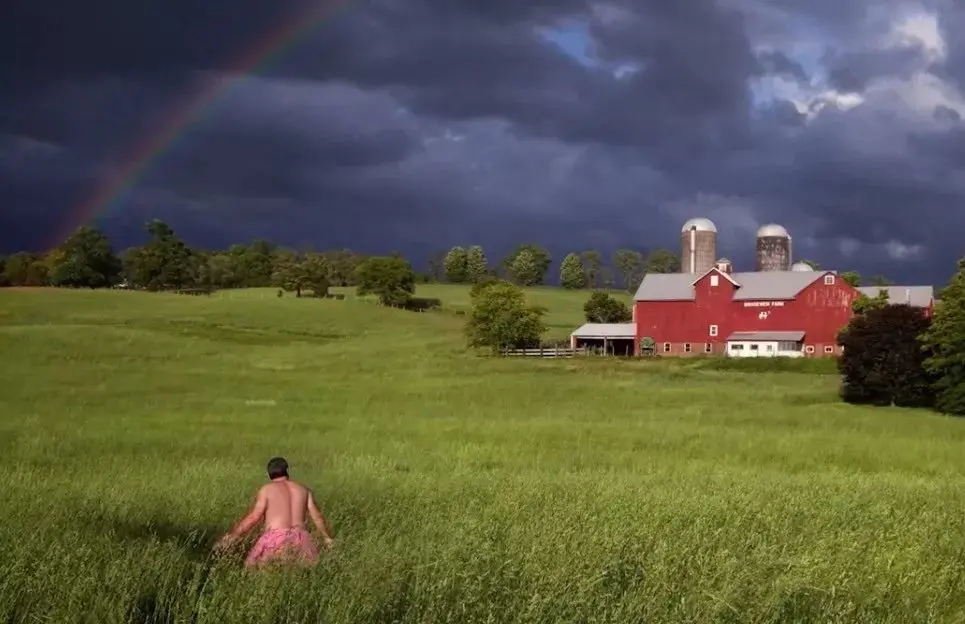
[634,270,827,302]
[857,285,934,308]
[570,323,636,338]
[726,331,806,341]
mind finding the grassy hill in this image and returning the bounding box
[0,287,964,623]
[331,282,633,340]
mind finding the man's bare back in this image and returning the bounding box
[215,457,334,562]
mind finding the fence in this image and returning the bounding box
[502,346,583,358]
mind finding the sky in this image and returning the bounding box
[3,0,965,284]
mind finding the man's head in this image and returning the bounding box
[266,457,289,480]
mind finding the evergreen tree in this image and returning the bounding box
[465,246,488,283]
[923,259,965,415]
[444,246,468,283]
[560,253,586,289]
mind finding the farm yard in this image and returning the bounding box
[1,286,965,623]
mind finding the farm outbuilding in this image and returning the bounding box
[570,323,636,356]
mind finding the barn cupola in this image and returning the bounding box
[714,257,733,274]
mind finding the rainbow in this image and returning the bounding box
[53,0,347,249]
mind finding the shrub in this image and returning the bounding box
[837,304,936,408]
[402,297,443,312]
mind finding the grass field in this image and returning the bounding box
[331,282,632,340]
[1,287,964,623]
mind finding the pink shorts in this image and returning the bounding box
[245,527,319,568]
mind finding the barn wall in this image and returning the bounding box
[633,270,863,357]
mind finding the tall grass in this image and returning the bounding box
[1,288,964,623]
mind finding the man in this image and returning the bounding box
[215,457,335,567]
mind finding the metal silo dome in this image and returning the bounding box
[791,262,814,271]
[681,217,718,233]
[756,223,789,238]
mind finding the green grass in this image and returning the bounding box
[331,282,631,340]
[1,287,964,623]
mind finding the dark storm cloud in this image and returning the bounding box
[4,0,965,285]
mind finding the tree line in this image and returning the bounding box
[0,221,687,292]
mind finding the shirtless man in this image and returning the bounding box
[215,457,334,567]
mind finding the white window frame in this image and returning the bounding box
[663,343,671,353]
[824,345,834,354]
[824,274,835,285]
[710,275,719,287]
[805,345,815,353]
[709,324,718,337]
[684,343,692,353]
[704,343,712,353]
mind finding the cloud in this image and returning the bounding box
[2,0,965,285]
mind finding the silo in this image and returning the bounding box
[680,217,718,274]
[790,261,813,272]
[755,223,791,272]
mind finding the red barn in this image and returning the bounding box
[630,266,935,358]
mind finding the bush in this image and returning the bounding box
[838,304,936,408]
[402,297,443,312]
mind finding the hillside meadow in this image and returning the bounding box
[0,287,964,623]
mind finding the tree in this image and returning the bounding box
[643,249,681,274]
[840,271,861,287]
[802,259,821,270]
[579,250,602,287]
[123,220,197,290]
[503,244,551,286]
[923,259,965,415]
[838,304,936,408]
[584,291,632,323]
[426,250,447,283]
[2,252,49,286]
[355,256,416,306]
[613,249,644,291]
[444,246,469,283]
[0,256,7,287]
[559,253,586,289]
[508,248,542,286]
[465,280,546,353]
[870,275,893,286]
[323,249,361,286]
[465,246,489,283]
[852,289,889,314]
[47,226,121,288]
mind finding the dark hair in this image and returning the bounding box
[266,457,289,479]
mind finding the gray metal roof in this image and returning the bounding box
[857,285,934,308]
[570,323,636,338]
[727,330,805,341]
[633,270,826,301]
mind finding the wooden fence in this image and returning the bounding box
[501,346,583,358]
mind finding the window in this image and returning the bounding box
[663,343,671,353]
[824,274,835,285]
[710,275,719,287]
[824,345,834,354]
[750,344,759,351]
[704,343,712,353]
[766,344,774,351]
[709,324,718,337]
[684,343,692,353]
[730,343,744,350]
[805,345,815,353]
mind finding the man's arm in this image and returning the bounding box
[216,487,268,550]
[307,489,334,547]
